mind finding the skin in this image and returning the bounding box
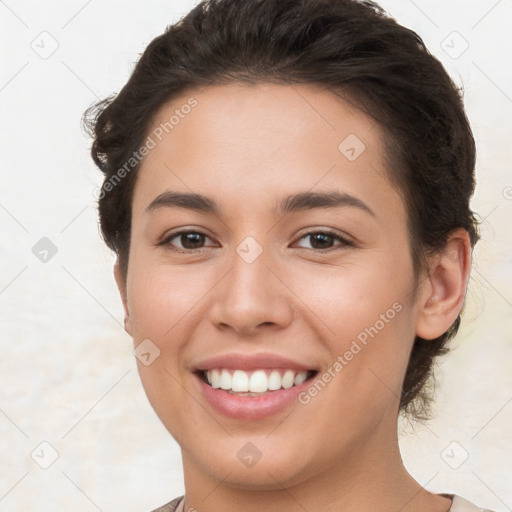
[114,82,471,512]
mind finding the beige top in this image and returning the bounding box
[151,494,496,512]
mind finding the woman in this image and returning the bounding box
[84,0,495,510]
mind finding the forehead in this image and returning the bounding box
[131,82,404,223]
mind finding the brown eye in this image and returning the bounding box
[162,230,216,252]
[307,233,336,249]
[295,230,352,251]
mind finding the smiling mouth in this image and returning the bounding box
[197,368,318,396]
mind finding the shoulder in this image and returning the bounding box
[148,494,497,512]
[449,494,496,512]
[149,495,184,512]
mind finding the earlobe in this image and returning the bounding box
[415,229,472,340]
[113,261,133,336]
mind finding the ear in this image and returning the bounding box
[415,228,472,340]
[114,260,133,336]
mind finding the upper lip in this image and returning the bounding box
[193,352,316,372]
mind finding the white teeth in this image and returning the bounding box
[211,369,221,388]
[249,370,268,393]
[220,369,232,390]
[281,370,295,389]
[203,369,310,393]
[232,370,249,392]
[294,371,308,386]
[267,370,282,390]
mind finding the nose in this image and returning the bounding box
[208,245,294,336]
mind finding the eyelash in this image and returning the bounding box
[159,228,354,254]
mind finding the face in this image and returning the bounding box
[116,82,427,489]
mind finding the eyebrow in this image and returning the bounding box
[145,190,375,217]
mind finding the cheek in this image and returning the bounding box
[125,263,209,436]
[126,258,211,343]
[290,251,413,338]
[289,254,415,402]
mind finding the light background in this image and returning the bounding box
[0,0,511,511]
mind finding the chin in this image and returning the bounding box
[182,435,317,490]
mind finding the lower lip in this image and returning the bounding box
[194,373,313,420]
